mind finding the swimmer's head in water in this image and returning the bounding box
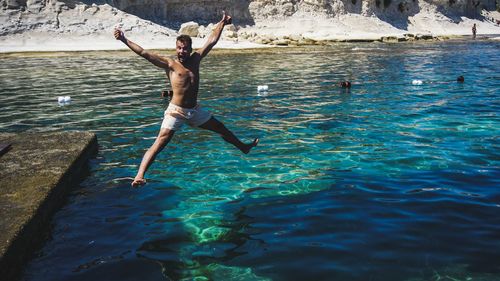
[339,81,352,88]
[457,75,465,83]
[176,35,193,63]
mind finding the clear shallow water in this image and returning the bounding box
[1,41,499,281]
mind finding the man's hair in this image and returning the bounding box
[340,81,352,88]
[176,35,192,47]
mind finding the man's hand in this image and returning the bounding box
[196,11,232,58]
[114,28,125,41]
[221,11,232,25]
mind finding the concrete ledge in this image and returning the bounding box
[0,131,98,281]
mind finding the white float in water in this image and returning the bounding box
[412,80,423,85]
[57,96,72,105]
[257,85,269,93]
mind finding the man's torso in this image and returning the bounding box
[168,54,201,108]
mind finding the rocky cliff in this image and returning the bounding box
[3,0,496,23]
[1,0,499,47]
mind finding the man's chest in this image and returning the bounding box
[170,64,198,84]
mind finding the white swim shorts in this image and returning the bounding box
[161,103,212,131]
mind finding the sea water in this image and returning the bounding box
[1,41,499,281]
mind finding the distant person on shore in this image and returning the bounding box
[472,24,477,39]
[114,11,259,187]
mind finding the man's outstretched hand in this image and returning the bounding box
[114,28,125,41]
[222,11,232,25]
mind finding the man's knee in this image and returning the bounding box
[155,129,174,146]
[212,118,229,132]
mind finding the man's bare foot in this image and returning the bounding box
[131,177,146,188]
[242,138,259,154]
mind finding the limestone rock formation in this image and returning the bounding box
[1,0,499,48]
[0,0,176,37]
[179,21,199,37]
[2,0,496,27]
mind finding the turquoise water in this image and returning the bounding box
[1,41,499,281]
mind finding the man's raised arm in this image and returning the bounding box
[196,11,232,59]
[114,28,172,69]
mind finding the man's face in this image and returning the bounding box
[176,40,192,62]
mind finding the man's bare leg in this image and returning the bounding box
[199,117,258,154]
[132,128,175,187]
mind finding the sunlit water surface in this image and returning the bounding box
[1,41,499,281]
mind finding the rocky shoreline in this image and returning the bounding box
[226,31,444,45]
[1,1,500,53]
[179,20,447,46]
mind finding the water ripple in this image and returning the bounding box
[3,42,499,281]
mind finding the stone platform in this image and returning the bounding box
[0,131,98,281]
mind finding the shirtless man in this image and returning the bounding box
[114,12,258,187]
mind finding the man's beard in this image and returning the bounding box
[178,53,189,62]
